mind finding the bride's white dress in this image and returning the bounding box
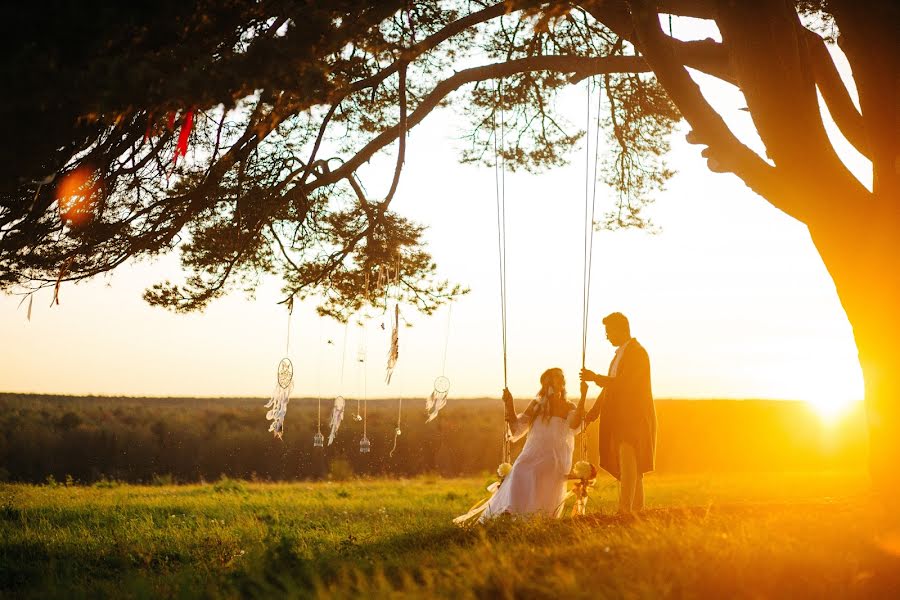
[480,403,577,521]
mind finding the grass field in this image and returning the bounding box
[3,471,900,599]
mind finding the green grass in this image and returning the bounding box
[3,471,900,598]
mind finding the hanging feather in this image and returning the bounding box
[265,381,292,439]
[327,396,346,445]
[52,256,75,307]
[385,304,399,384]
[265,358,294,439]
[425,390,447,423]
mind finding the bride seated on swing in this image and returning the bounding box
[479,368,587,521]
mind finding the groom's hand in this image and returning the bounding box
[579,368,597,384]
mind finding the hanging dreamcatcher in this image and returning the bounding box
[382,258,401,385]
[265,298,295,439]
[328,396,346,445]
[385,303,399,384]
[383,259,405,457]
[328,323,350,445]
[425,305,453,423]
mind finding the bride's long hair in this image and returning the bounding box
[533,367,566,423]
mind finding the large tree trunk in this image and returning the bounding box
[813,216,900,496]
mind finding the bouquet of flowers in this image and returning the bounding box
[566,460,598,517]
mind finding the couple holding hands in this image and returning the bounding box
[482,312,657,520]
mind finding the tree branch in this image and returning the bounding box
[585,1,736,85]
[626,0,816,222]
[307,54,650,193]
[804,28,869,158]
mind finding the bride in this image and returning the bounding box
[480,368,587,520]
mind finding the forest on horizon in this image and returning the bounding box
[0,393,868,484]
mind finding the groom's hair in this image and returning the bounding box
[602,312,630,333]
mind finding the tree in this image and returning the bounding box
[1,1,897,491]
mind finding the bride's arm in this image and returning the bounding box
[503,388,535,442]
[568,382,588,429]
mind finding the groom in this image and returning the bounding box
[581,312,656,514]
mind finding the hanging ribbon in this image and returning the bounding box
[173,109,195,167]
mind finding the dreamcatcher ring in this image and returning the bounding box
[434,376,450,394]
[277,358,294,389]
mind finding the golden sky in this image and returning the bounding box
[0,17,867,417]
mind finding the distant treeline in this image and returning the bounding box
[0,393,868,483]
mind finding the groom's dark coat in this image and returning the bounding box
[587,339,657,480]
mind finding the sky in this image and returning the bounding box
[0,16,868,418]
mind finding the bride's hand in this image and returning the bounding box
[580,381,588,398]
[502,388,513,403]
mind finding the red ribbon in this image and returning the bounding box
[173,109,194,166]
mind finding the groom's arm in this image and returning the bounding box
[581,368,614,387]
[584,390,606,425]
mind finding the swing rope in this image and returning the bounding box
[579,77,603,461]
[493,79,511,465]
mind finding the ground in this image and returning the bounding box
[2,471,899,598]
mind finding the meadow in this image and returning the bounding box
[3,471,900,599]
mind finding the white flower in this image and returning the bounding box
[573,460,593,480]
[497,462,513,478]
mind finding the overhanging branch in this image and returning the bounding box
[627,0,815,222]
[306,54,649,193]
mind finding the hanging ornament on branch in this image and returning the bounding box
[265,298,295,439]
[328,396,345,445]
[313,322,326,448]
[385,303,399,384]
[328,323,349,446]
[172,108,195,167]
[358,320,371,454]
[426,305,453,423]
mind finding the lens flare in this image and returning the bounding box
[56,165,97,226]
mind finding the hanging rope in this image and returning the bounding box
[493,79,511,465]
[579,77,603,461]
[314,320,325,447]
[390,397,403,457]
[340,321,349,385]
[441,304,452,377]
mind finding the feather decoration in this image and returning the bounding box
[265,381,292,439]
[327,396,346,445]
[425,390,447,423]
[385,304,399,384]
